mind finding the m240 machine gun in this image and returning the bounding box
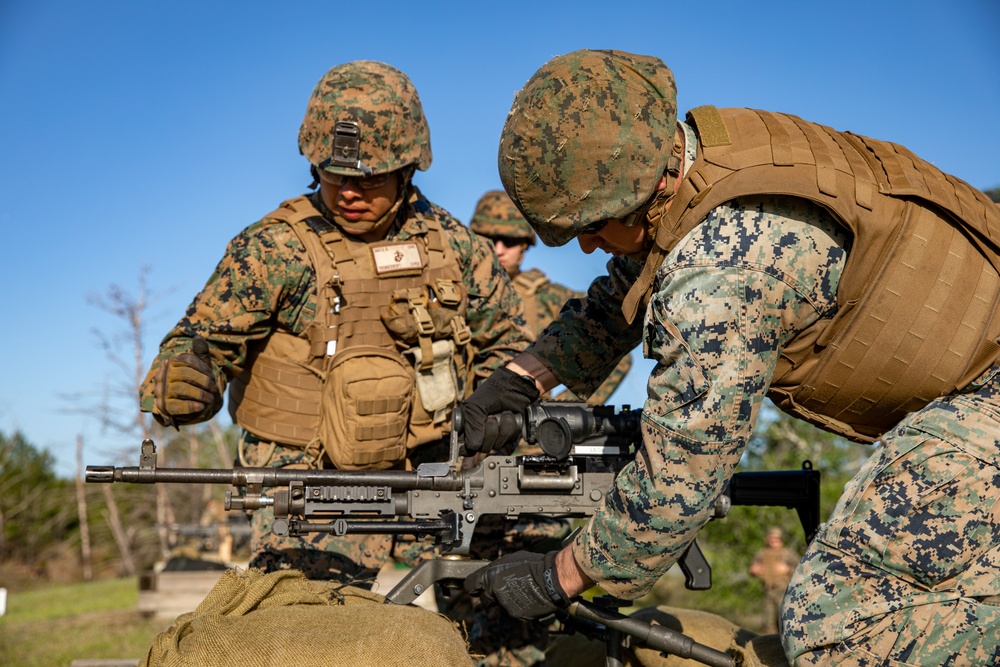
[87,402,819,591]
[87,402,820,667]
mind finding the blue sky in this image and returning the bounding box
[1,0,998,478]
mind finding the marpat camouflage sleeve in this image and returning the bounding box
[139,218,315,411]
[529,255,645,397]
[572,195,849,599]
[534,279,635,404]
[534,279,577,326]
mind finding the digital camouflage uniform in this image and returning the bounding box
[510,270,631,405]
[469,190,632,405]
[140,188,548,665]
[494,49,1000,666]
[140,61,549,666]
[534,139,1000,667]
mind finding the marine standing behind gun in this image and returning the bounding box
[748,527,799,635]
[138,60,541,665]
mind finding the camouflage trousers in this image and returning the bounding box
[241,437,566,666]
[782,370,1000,666]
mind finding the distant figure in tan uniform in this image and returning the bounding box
[749,526,800,634]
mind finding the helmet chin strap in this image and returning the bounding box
[329,189,407,234]
[639,128,686,241]
[620,128,687,323]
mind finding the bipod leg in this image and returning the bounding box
[383,557,489,605]
[593,595,630,667]
[604,625,624,667]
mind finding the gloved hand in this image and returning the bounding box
[153,336,223,427]
[461,367,540,454]
[464,550,570,621]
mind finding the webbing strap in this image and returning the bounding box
[789,115,838,197]
[826,129,876,210]
[238,381,321,416]
[878,142,918,193]
[357,396,406,416]
[246,354,322,389]
[513,270,549,296]
[758,112,794,166]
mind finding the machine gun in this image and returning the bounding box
[87,402,819,667]
[87,402,818,589]
[88,402,638,553]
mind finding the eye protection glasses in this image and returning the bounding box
[579,219,610,235]
[580,193,655,236]
[319,170,395,190]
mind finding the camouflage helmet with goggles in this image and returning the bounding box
[299,61,432,177]
[498,49,677,246]
[469,190,536,246]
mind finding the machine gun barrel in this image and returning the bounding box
[84,403,640,556]
[86,462,467,490]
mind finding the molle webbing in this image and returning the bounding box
[512,269,550,337]
[228,195,467,448]
[635,106,1000,442]
[227,333,323,446]
[298,208,454,352]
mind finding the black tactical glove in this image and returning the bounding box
[463,550,570,621]
[153,336,223,427]
[460,367,540,454]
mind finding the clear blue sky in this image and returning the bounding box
[2,0,998,478]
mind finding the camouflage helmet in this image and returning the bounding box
[469,190,536,246]
[298,61,432,177]
[498,49,677,246]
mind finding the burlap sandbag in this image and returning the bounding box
[141,568,473,667]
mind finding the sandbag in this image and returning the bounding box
[141,568,473,667]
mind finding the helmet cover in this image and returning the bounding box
[469,190,536,245]
[299,61,432,176]
[498,49,677,246]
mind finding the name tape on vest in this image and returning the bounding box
[371,243,424,275]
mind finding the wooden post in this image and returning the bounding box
[75,434,93,581]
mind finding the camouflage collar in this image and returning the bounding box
[392,185,432,241]
[678,120,699,174]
